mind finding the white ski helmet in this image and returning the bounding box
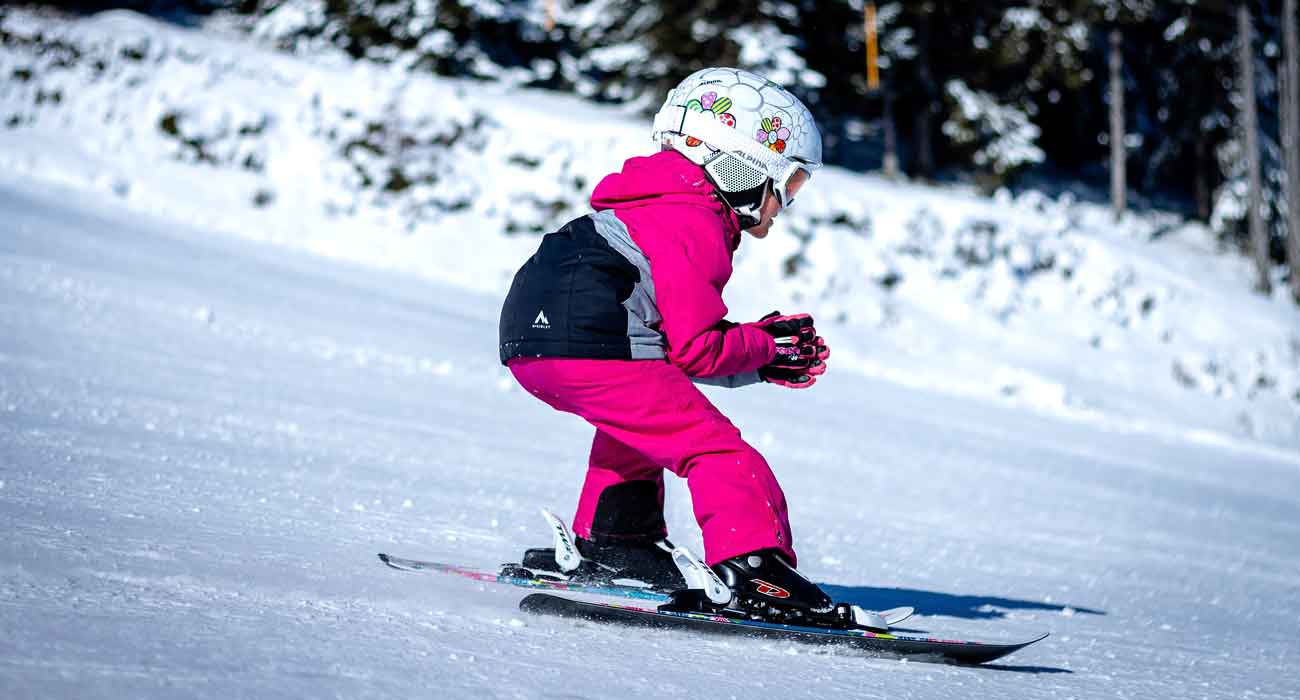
[652,67,822,226]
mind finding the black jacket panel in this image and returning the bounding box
[500,216,641,363]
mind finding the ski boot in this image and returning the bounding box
[662,548,902,631]
[502,509,685,590]
[712,549,836,619]
[512,537,686,590]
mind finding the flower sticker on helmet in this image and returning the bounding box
[757,115,791,154]
[683,91,737,148]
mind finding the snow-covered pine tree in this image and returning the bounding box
[238,0,570,85]
[567,0,815,107]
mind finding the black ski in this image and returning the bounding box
[377,553,671,601]
[519,593,1047,665]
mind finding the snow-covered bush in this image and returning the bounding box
[1,9,1297,445]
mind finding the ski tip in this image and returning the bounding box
[878,605,915,626]
[957,631,1050,664]
[1000,632,1050,653]
[377,553,397,568]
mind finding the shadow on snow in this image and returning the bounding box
[979,663,1074,674]
[819,583,1105,621]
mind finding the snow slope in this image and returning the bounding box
[3,178,1300,697]
[2,7,1300,698]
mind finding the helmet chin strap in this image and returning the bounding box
[710,178,768,231]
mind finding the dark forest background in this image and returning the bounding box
[19,0,1300,293]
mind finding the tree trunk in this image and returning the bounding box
[1284,0,1300,302]
[1110,28,1126,223]
[1238,3,1272,294]
[882,80,900,179]
[1196,128,1211,221]
[914,2,936,179]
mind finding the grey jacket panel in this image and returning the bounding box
[691,371,764,389]
[586,210,756,389]
[589,210,666,361]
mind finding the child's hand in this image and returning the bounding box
[750,312,829,388]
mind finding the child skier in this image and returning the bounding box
[499,68,834,617]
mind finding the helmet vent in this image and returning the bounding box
[705,154,766,194]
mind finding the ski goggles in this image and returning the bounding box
[770,164,812,210]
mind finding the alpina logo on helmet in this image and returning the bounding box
[736,151,766,170]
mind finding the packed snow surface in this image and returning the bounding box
[1,8,1299,699]
[3,177,1300,698]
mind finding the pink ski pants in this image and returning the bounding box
[508,357,795,567]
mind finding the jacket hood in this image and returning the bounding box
[590,150,741,243]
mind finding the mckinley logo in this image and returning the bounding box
[532,309,551,329]
[751,579,791,599]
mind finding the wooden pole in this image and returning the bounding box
[865,3,879,92]
[544,0,555,32]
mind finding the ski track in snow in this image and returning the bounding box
[1,182,1298,698]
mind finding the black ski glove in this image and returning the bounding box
[750,311,829,389]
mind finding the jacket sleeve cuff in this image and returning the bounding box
[740,322,779,366]
[691,371,765,389]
